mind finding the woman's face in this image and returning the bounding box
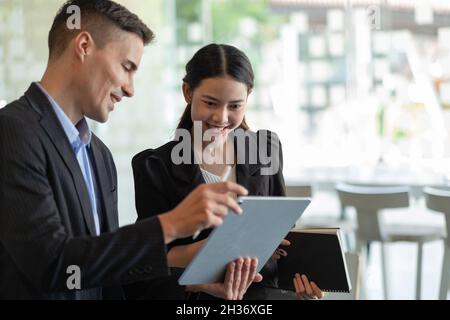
[184,76,249,139]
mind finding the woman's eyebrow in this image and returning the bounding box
[202,95,244,103]
[202,95,220,102]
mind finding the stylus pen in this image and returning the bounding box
[192,166,233,240]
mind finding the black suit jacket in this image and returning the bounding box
[0,83,169,299]
[128,130,286,299]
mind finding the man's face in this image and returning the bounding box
[80,31,144,123]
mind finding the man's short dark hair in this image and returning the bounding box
[48,0,154,60]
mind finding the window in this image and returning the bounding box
[2,0,450,225]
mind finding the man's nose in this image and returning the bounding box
[122,78,135,98]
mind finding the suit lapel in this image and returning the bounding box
[172,162,205,200]
[169,143,264,196]
[234,133,264,194]
[170,144,205,199]
[90,139,117,232]
[169,135,265,195]
[25,84,97,236]
[236,162,264,194]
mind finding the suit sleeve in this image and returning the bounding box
[0,116,169,293]
[132,154,192,252]
[269,132,286,196]
[124,152,187,300]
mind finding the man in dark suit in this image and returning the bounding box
[0,0,257,300]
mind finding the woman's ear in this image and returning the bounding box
[182,83,193,104]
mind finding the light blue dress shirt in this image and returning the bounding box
[36,82,101,235]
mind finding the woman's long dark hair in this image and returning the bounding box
[177,43,253,131]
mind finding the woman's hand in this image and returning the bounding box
[187,257,263,300]
[293,274,324,300]
[273,239,324,300]
[272,239,290,260]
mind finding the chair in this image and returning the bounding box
[423,187,450,300]
[336,183,444,300]
[287,185,356,251]
[286,185,313,198]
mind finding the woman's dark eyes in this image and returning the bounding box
[204,101,241,108]
[204,101,216,106]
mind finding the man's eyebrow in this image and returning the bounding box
[229,99,245,103]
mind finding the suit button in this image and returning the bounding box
[129,267,142,276]
[136,267,145,275]
[144,266,153,274]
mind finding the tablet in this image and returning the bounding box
[178,196,311,285]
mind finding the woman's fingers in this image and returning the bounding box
[232,258,243,300]
[293,274,323,300]
[247,258,258,283]
[311,281,324,299]
[302,275,314,297]
[240,258,258,299]
[223,261,235,300]
[293,275,301,297]
[237,258,251,300]
[294,273,306,299]
[253,273,263,283]
[222,257,260,300]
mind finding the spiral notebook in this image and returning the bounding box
[277,228,352,293]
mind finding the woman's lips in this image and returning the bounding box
[206,123,230,132]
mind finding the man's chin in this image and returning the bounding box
[86,112,109,124]
[98,113,109,123]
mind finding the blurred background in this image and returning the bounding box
[2,0,450,299]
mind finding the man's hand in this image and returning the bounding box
[187,257,263,300]
[167,239,207,268]
[158,182,248,244]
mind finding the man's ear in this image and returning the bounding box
[73,31,95,62]
[182,82,193,104]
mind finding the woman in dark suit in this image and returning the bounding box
[130,44,323,300]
